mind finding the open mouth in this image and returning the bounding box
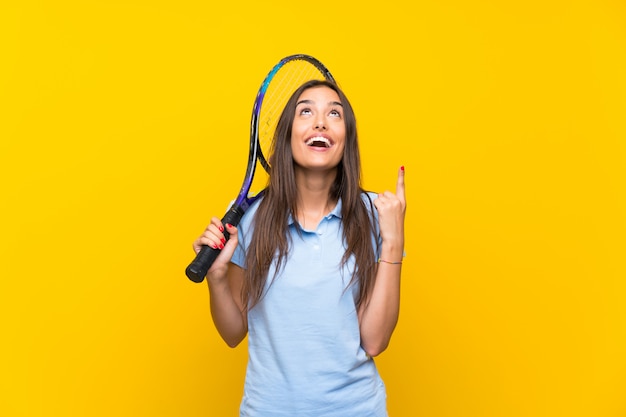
[305,136,332,148]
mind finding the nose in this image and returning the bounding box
[314,117,327,130]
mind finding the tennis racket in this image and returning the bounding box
[186,54,336,283]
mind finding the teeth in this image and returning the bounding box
[305,137,331,147]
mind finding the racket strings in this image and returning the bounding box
[257,60,329,165]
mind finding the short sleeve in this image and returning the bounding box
[362,191,383,258]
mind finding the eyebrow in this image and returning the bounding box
[296,99,343,107]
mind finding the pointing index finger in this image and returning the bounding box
[396,165,406,203]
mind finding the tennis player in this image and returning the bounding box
[193,79,406,417]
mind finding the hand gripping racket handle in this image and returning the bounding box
[185,204,245,283]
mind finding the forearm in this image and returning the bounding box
[358,242,403,357]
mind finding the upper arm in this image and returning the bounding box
[227,262,248,331]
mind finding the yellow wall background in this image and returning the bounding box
[1,1,625,416]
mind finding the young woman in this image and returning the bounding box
[193,79,406,417]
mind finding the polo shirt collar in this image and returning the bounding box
[287,198,343,226]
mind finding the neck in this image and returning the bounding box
[294,167,338,229]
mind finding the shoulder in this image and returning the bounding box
[230,196,264,267]
[360,191,379,214]
[349,191,379,231]
[235,195,264,244]
[361,191,378,203]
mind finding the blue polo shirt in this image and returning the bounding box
[230,193,387,417]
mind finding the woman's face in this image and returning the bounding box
[290,86,346,173]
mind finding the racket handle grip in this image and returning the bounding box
[185,205,245,283]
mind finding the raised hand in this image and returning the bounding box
[373,166,406,248]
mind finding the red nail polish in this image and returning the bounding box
[219,243,224,249]
[401,165,405,171]
[226,223,232,229]
[219,225,224,232]
[220,237,226,244]
[212,243,218,249]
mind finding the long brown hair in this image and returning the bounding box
[242,80,378,310]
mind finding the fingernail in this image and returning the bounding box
[219,243,224,249]
[212,243,218,249]
[220,237,226,244]
[226,223,232,228]
[219,225,224,232]
[401,166,405,171]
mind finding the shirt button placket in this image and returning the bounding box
[312,219,327,261]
